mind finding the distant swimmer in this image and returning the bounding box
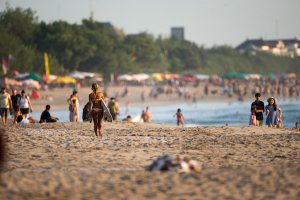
[89,83,105,137]
[174,108,185,127]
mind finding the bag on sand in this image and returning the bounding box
[249,113,256,126]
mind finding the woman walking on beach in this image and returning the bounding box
[18,90,33,119]
[67,91,79,122]
[265,97,282,128]
[89,83,105,137]
[174,108,185,127]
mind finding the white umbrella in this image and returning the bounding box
[195,74,210,80]
[117,74,133,81]
[69,71,85,79]
[69,71,95,79]
[132,73,149,82]
[21,79,41,89]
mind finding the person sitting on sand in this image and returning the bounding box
[174,108,185,127]
[13,105,37,124]
[16,115,37,125]
[89,83,105,137]
[122,115,132,122]
[39,105,59,123]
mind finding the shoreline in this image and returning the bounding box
[30,86,300,112]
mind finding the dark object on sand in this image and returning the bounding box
[82,102,92,122]
[145,155,176,171]
[146,155,201,173]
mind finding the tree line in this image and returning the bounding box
[0,7,299,77]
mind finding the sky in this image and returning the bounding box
[1,0,300,47]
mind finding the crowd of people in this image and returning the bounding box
[0,87,59,125]
[0,81,298,138]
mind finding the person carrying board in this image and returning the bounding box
[89,83,105,137]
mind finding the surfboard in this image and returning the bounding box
[100,99,113,122]
[132,115,144,123]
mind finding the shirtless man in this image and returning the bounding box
[89,83,105,137]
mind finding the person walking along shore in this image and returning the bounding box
[89,83,105,137]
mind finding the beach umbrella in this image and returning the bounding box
[247,74,261,80]
[132,73,149,82]
[117,74,133,81]
[222,73,247,79]
[24,73,42,81]
[195,74,210,81]
[164,74,180,80]
[287,73,297,78]
[42,74,58,82]
[21,79,41,89]
[181,75,197,82]
[151,73,163,81]
[69,71,96,79]
[52,76,76,84]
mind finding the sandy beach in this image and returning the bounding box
[0,121,300,199]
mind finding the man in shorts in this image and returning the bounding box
[0,88,13,125]
[251,93,265,126]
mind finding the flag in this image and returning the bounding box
[44,53,50,76]
[2,58,8,75]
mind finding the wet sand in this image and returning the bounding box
[1,122,300,199]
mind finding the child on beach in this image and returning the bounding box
[174,108,185,127]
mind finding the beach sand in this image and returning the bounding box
[1,122,300,199]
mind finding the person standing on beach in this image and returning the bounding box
[265,97,282,128]
[143,106,151,123]
[67,91,80,122]
[174,108,185,127]
[18,90,33,119]
[108,97,119,121]
[251,93,265,126]
[11,89,21,120]
[0,88,13,125]
[89,83,105,137]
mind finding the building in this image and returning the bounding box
[236,38,300,57]
[171,27,184,42]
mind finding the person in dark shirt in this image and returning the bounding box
[40,105,59,123]
[251,93,265,126]
[11,89,21,122]
[11,89,21,110]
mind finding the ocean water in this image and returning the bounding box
[30,99,300,128]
